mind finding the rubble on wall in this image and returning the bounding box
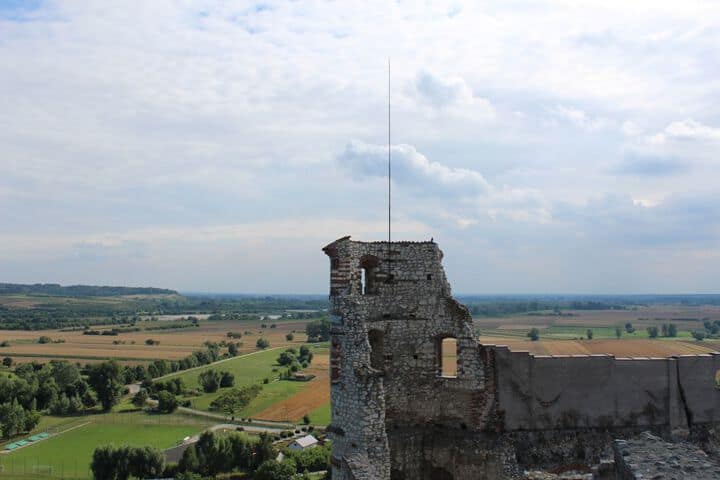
[614,431,720,479]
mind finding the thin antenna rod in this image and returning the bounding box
[388,58,391,249]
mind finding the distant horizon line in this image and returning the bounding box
[180,291,720,297]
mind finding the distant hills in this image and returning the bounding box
[0,283,178,297]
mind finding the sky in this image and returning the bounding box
[1,0,720,294]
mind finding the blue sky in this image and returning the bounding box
[1,0,719,293]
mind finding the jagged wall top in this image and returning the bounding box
[322,236,451,299]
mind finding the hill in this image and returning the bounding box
[0,283,177,297]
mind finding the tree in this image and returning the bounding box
[199,370,221,393]
[306,319,331,342]
[91,445,164,480]
[91,445,117,480]
[220,371,235,388]
[38,336,52,344]
[179,444,200,473]
[527,328,540,341]
[586,329,593,340]
[129,446,165,478]
[692,330,706,341]
[303,413,311,425]
[228,342,238,356]
[87,361,124,411]
[254,459,297,480]
[210,385,262,418]
[615,326,622,339]
[157,391,178,413]
[256,338,270,349]
[668,323,678,337]
[661,324,669,337]
[625,322,635,334]
[2,357,12,368]
[277,351,295,366]
[286,333,294,341]
[647,326,659,339]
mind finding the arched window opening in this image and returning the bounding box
[438,337,458,378]
[359,255,380,295]
[369,329,385,371]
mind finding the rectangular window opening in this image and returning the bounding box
[440,337,458,378]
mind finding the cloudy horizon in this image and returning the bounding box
[2,1,720,294]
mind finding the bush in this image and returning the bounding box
[132,389,149,408]
[527,328,540,341]
[647,326,659,338]
[157,391,179,413]
[199,370,221,393]
[286,333,294,341]
[38,336,52,344]
[692,330,706,341]
[255,459,296,480]
[586,329,593,340]
[256,338,270,349]
[220,371,235,388]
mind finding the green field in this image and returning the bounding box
[164,348,282,388]
[164,346,323,416]
[0,411,209,479]
[307,403,331,425]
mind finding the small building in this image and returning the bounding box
[288,434,318,451]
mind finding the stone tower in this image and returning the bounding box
[323,237,492,480]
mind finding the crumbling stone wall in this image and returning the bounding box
[492,347,720,431]
[323,236,720,479]
[323,237,493,479]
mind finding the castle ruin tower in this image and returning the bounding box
[323,237,492,480]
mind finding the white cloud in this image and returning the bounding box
[336,141,491,196]
[550,105,613,132]
[664,119,720,141]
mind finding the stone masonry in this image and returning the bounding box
[322,236,720,480]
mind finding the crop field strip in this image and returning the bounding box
[0,319,310,363]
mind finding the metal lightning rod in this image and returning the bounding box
[388,58,391,250]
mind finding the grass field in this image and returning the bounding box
[0,411,210,479]
[160,344,331,423]
[252,348,330,423]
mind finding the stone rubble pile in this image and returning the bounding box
[614,431,720,479]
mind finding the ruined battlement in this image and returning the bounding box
[323,237,720,480]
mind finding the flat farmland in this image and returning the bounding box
[160,344,329,420]
[253,348,330,422]
[478,337,720,356]
[474,305,720,332]
[0,319,310,364]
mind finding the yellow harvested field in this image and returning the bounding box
[478,337,720,357]
[254,354,330,422]
[0,320,310,363]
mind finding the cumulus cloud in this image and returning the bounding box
[336,140,491,196]
[643,119,720,145]
[549,105,613,132]
[336,141,550,224]
[664,119,720,141]
[413,70,495,119]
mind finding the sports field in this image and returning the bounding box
[0,411,210,479]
